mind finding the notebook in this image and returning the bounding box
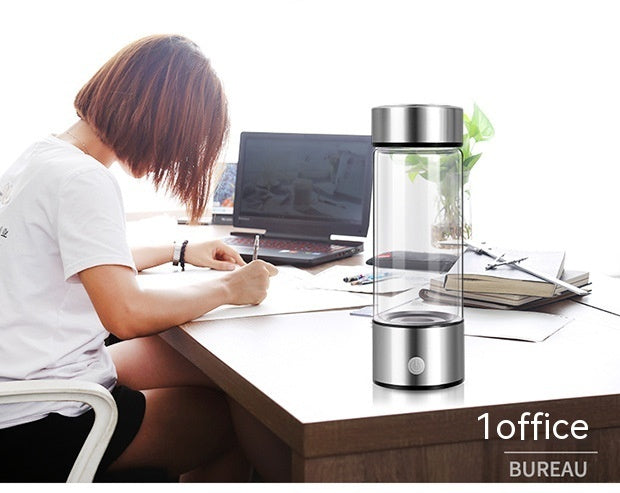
[443,248,566,297]
[224,132,373,266]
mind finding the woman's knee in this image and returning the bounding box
[109,335,216,390]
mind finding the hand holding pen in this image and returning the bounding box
[222,235,279,305]
[222,259,278,305]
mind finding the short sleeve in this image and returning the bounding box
[57,167,136,280]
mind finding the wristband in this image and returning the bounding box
[180,240,189,272]
[172,241,182,266]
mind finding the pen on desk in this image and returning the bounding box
[349,273,391,285]
[350,273,398,285]
[252,234,260,261]
[343,274,366,283]
[350,275,372,285]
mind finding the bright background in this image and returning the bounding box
[1,0,618,274]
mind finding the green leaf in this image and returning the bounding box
[461,135,472,160]
[463,111,480,141]
[471,103,495,141]
[463,153,482,171]
[439,153,459,173]
[464,121,479,141]
[405,154,425,167]
[406,154,431,182]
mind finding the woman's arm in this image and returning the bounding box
[79,260,277,340]
[131,244,175,272]
[132,240,246,272]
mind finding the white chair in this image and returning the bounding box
[0,379,118,482]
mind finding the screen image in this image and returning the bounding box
[237,134,372,225]
[212,162,237,214]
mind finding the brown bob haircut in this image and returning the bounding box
[75,34,229,221]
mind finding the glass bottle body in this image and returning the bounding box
[372,146,464,328]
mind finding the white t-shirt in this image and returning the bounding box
[0,136,136,429]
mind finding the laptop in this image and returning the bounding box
[224,131,373,266]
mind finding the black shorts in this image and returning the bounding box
[0,384,145,482]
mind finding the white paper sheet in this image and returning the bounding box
[306,265,425,294]
[349,306,573,342]
[137,265,369,322]
[463,308,573,342]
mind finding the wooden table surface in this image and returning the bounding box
[158,273,620,480]
[142,222,620,481]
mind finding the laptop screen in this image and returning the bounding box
[234,132,373,239]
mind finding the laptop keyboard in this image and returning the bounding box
[224,236,348,253]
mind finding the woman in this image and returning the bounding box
[0,34,277,481]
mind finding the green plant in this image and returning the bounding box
[461,103,495,184]
[404,104,494,242]
[405,103,494,186]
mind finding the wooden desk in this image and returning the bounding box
[158,262,620,482]
[133,222,619,481]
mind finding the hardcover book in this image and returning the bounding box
[443,248,566,297]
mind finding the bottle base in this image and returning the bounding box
[373,378,464,391]
[372,319,465,389]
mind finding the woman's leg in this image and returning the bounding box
[107,335,249,481]
[108,334,216,390]
[106,386,232,478]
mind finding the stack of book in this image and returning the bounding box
[419,248,591,310]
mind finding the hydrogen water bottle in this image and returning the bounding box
[371,104,465,389]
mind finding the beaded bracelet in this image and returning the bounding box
[179,240,189,271]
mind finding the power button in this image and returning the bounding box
[407,356,425,375]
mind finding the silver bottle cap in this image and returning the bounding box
[372,104,463,146]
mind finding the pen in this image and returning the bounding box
[351,275,372,285]
[252,234,260,261]
[350,273,396,285]
[343,274,367,283]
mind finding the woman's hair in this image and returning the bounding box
[74,34,229,221]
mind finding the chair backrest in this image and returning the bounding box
[0,379,118,482]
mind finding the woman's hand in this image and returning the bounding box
[221,260,279,305]
[184,240,246,271]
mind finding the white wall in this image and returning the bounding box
[1,0,618,273]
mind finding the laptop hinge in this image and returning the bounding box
[232,231,332,243]
[264,231,331,242]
